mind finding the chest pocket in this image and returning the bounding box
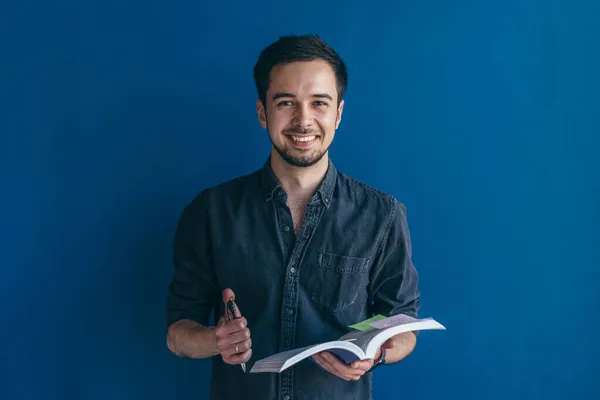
[310,251,371,313]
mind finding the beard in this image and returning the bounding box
[271,140,327,167]
[269,130,329,168]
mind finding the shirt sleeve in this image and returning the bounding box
[369,199,421,320]
[166,191,220,329]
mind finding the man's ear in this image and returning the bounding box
[335,99,345,129]
[256,98,267,129]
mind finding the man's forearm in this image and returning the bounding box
[384,331,417,364]
[167,319,219,359]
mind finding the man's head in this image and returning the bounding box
[253,35,347,168]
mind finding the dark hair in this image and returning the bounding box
[253,34,348,107]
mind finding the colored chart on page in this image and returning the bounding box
[348,314,387,331]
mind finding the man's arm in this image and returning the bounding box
[167,312,252,364]
[167,319,218,358]
[379,331,417,364]
[312,199,421,379]
[165,195,252,364]
[369,199,421,365]
[166,194,220,358]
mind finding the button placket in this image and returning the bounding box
[277,201,327,400]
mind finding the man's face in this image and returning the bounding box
[257,59,344,168]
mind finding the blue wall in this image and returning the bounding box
[1,1,598,399]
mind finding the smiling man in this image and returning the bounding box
[260,59,340,168]
[166,35,421,400]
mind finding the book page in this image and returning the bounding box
[347,314,387,331]
[368,313,420,329]
[363,317,446,357]
[338,328,384,353]
[250,315,446,373]
[250,344,316,373]
[340,314,420,353]
[340,314,446,358]
[250,341,362,373]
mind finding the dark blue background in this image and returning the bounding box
[1,1,598,399]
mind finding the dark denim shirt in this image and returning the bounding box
[166,158,421,400]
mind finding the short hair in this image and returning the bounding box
[253,34,348,106]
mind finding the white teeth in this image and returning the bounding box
[291,135,316,142]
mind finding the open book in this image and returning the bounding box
[250,313,445,373]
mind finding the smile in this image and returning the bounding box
[290,135,317,142]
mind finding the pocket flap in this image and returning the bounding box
[318,251,370,275]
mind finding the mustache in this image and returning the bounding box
[284,127,321,135]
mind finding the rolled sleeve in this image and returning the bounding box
[369,200,421,320]
[166,192,219,329]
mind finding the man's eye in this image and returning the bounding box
[313,101,327,106]
[278,101,294,107]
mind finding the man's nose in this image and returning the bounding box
[294,103,313,127]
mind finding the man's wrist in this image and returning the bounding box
[373,348,383,363]
[370,347,386,371]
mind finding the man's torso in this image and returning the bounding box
[186,160,404,400]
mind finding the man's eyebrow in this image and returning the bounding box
[271,92,333,101]
[272,92,296,100]
[312,93,333,100]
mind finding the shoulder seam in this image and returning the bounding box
[374,195,398,259]
[339,172,399,203]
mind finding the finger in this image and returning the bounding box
[222,288,235,305]
[382,338,395,349]
[313,354,344,380]
[323,353,365,381]
[216,324,250,355]
[321,352,355,375]
[217,339,252,357]
[217,332,252,356]
[215,317,247,338]
[220,337,252,357]
[225,348,252,364]
[315,353,360,381]
[349,360,374,372]
[312,354,328,370]
[228,327,251,345]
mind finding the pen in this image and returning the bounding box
[226,298,246,373]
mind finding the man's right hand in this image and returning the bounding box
[215,288,252,365]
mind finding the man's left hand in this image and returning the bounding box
[312,337,396,381]
[312,351,374,381]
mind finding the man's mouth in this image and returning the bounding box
[290,135,317,143]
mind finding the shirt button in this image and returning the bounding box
[283,225,290,232]
[283,396,290,400]
[289,267,296,274]
[287,308,293,316]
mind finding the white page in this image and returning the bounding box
[251,341,362,373]
[368,313,422,329]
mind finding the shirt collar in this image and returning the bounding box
[261,155,337,208]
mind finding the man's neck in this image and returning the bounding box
[270,152,329,201]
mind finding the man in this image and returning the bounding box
[166,34,421,400]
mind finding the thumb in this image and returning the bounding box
[222,288,235,304]
[222,288,241,318]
